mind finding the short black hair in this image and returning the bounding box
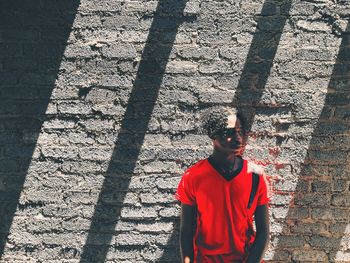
[200,106,247,139]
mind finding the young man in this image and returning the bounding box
[176,107,270,263]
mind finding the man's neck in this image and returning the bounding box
[211,150,241,172]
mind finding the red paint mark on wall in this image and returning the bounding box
[248,146,290,200]
[269,147,280,158]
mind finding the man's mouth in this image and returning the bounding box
[225,145,241,153]
[229,142,241,149]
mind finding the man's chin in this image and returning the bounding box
[226,149,241,155]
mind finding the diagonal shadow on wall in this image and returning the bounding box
[79,1,194,262]
[158,0,292,262]
[233,0,292,131]
[273,22,350,262]
[0,0,80,259]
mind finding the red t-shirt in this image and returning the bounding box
[176,158,269,261]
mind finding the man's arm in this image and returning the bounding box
[180,203,196,263]
[246,204,270,263]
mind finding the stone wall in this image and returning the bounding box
[0,0,349,262]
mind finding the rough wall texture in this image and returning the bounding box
[0,0,349,262]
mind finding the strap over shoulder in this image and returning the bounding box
[248,172,260,209]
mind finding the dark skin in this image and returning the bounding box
[180,115,270,263]
[180,204,196,263]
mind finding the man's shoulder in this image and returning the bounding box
[183,159,209,178]
[246,160,273,200]
[186,158,208,172]
[246,160,264,175]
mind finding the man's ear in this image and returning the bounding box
[211,138,220,147]
[208,134,216,140]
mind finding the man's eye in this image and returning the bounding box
[227,130,240,135]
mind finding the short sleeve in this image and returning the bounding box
[257,174,270,206]
[175,170,196,206]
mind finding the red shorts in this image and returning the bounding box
[196,251,265,263]
[196,251,243,263]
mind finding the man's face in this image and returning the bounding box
[213,114,245,156]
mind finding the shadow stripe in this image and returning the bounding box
[273,21,350,262]
[79,1,191,262]
[233,0,292,130]
[0,1,80,258]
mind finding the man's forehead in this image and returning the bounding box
[227,114,238,128]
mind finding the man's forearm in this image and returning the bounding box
[246,232,269,263]
[180,233,194,263]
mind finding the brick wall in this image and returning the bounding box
[0,0,349,262]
